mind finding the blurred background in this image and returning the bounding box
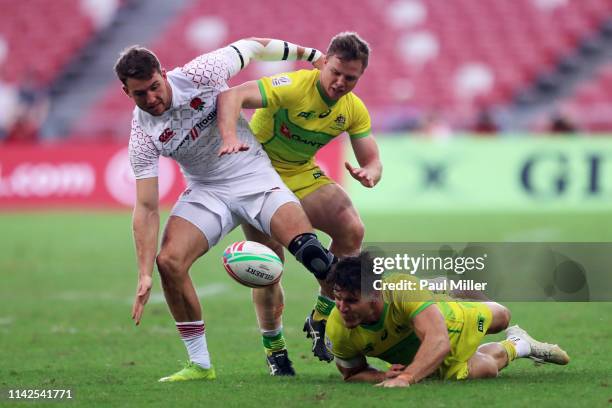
[1,0,611,211]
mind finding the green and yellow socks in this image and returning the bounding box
[262,328,287,355]
[312,295,335,321]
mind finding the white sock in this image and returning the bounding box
[506,335,531,357]
[176,320,211,369]
[261,326,283,337]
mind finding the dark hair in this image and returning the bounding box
[326,252,378,297]
[114,45,161,85]
[326,32,370,69]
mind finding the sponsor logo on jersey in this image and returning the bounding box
[280,123,291,138]
[170,135,190,156]
[190,97,205,111]
[279,123,325,148]
[297,110,315,120]
[381,329,388,341]
[189,108,218,140]
[159,128,175,143]
[331,114,346,131]
[271,76,291,87]
[477,314,485,332]
[319,109,332,118]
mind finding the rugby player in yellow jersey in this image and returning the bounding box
[324,253,570,386]
[218,33,381,367]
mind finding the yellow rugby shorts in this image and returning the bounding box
[438,302,493,380]
[272,160,335,200]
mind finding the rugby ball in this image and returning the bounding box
[222,241,283,288]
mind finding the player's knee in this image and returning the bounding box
[345,218,365,248]
[156,251,184,279]
[487,303,511,333]
[492,305,511,332]
[499,306,511,329]
[288,232,335,280]
[333,216,364,254]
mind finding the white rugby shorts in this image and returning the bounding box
[170,166,300,247]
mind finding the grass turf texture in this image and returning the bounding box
[1,211,611,407]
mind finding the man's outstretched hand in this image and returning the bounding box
[345,161,378,188]
[132,275,152,326]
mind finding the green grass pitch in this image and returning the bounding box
[1,211,611,407]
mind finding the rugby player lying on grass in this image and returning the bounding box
[324,253,570,387]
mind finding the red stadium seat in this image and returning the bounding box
[557,59,612,131]
[74,0,612,136]
[0,0,97,86]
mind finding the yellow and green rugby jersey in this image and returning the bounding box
[325,274,476,366]
[250,69,371,166]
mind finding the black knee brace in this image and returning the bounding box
[288,233,336,280]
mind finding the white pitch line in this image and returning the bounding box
[52,283,230,305]
[147,283,230,304]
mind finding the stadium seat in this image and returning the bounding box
[0,0,112,86]
[557,61,612,131]
[73,0,612,137]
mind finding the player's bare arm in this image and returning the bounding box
[345,135,382,188]
[337,359,404,383]
[246,37,322,62]
[376,305,451,388]
[131,177,160,325]
[217,39,323,157]
[217,81,263,156]
[338,359,384,383]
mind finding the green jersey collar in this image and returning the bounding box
[316,79,338,107]
[360,303,388,332]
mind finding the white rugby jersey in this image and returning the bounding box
[128,46,269,183]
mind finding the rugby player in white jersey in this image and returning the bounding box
[115,38,336,381]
